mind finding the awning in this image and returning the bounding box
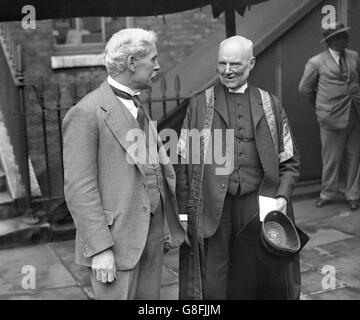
[0,0,270,22]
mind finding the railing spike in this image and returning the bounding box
[160,76,167,96]
[15,45,24,81]
[39,76,45,93]
[71,81,78,105]
[56,82,61,103]
[175,75,181,92]
[11,40,15,64]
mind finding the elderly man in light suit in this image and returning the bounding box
[299,22,360,210]
[63,28,186,300]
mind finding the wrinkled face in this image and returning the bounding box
[217,42,255,90]
[133,45,160,89]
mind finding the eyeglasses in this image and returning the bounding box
[217,61,248,73]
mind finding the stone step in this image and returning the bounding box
[293,180,320,201]
[0,216,75,250]
[0,191,17,221]
[0,190,11,204]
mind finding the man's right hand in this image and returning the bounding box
[91,249,117,283]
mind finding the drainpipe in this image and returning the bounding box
[225,8,236,38]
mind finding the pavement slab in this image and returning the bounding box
[300,270,347,296]
[48,240,91,287]
[303,286,360,300]
[318,211,360,236]
[0,275,18,297]
[293,199,341,223]
[299,259,313,273]
[300,247,355,272]
[320,238,360,266]
[0,244,76,292]
[300,227,354,249]
[336,266,360,290]
[6,286,88,300]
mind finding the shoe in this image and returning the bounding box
[316,198,332,208]
[348,200,359,210]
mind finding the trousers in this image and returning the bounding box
[320,108,360,201]
[90,200,164,300]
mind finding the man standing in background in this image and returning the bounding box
[299,22,360,210]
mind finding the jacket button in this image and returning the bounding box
[142,206,148,212]
[221,184,226,189]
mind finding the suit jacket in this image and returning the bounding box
[63,80,185,271]
[176,81,300,238]
[299,48,360,130]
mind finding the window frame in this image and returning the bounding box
[52,17,106,56]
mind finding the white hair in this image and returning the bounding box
[104,28,157,77]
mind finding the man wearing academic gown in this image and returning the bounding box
[176,35,302,300]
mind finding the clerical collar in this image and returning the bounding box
[107,75,140,97]
[228,82,248,94]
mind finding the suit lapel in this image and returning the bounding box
[100,81,145,176]
[214,81,230,128]
[343,49,351,83]
[323,49,343,78]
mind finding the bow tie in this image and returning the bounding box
[110,85,145,128]
[110,85,142,108]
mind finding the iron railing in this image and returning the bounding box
[16,53,188,220]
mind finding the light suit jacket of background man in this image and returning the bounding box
[176,79,301,300]
[299,32,360,205]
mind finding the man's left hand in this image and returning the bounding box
[274,196,287,215]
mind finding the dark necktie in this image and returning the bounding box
[110,85,145,129]
[339,52,348,78]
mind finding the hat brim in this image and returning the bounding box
[235,213,309,276]
[320,26,351,43]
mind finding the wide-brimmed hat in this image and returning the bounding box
[320,21,351,43]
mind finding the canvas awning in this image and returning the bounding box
[0,0,270,22]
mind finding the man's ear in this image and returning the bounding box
[127,55,136,72]
[249,57,256,71]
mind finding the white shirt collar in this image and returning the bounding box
[228,82,248,94]
[107,75,140,96]
[328,48,341,64]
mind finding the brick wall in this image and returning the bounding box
[8,5,224,105]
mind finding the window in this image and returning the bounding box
[53,17,105,46]
[51,16,126,68]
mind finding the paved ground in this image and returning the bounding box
[0,197,359,300]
